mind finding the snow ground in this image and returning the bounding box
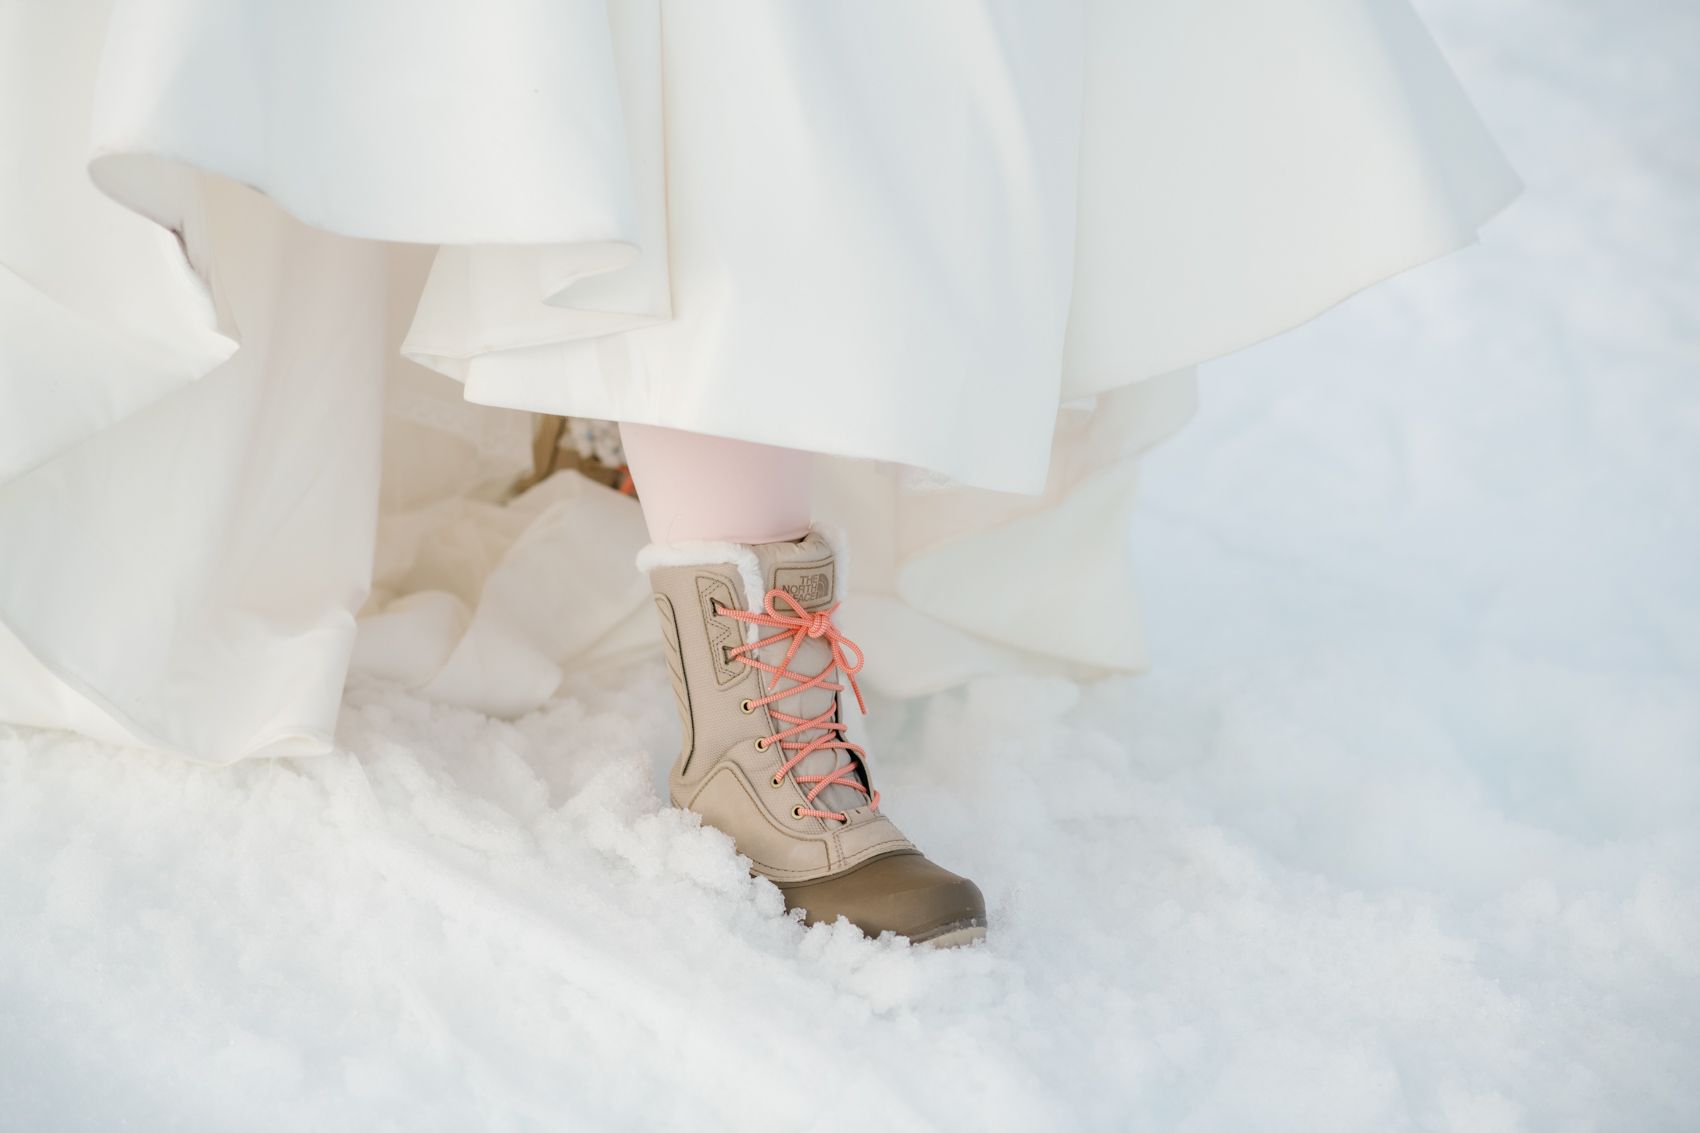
[3,1,1697,1129]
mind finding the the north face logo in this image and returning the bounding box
[781,572,832,605]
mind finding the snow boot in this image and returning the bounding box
[640,530,987,947]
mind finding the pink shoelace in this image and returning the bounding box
[721,588,877,823]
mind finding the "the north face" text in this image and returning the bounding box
[781,572,831,605]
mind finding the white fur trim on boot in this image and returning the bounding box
[634,527,849,642]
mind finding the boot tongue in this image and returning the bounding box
[747,534,865,815]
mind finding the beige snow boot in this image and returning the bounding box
[641,530,987,947]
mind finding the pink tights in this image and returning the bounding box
[619,422,812,545]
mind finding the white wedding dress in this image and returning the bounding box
[0,0,1519,762]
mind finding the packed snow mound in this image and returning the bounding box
[4,654,1696,1129]
[3,0,1699,1128]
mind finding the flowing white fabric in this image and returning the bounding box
[0,0,1519,762]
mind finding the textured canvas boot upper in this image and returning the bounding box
[641,531,916,881]
[641,530,987,944]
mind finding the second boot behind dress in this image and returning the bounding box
[641,530,986,947]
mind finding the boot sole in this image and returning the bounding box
[767,852,989,948]
[911,918,988,949]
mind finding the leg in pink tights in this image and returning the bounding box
[619,422,812,545]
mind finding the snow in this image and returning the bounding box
[4,0,1698,1128]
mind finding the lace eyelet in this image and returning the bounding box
[791,805,806,819]
[740,698,755,715]
[770,774,784,788]
[755,737,770,752]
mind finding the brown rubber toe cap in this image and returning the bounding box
[777,851,987,944]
